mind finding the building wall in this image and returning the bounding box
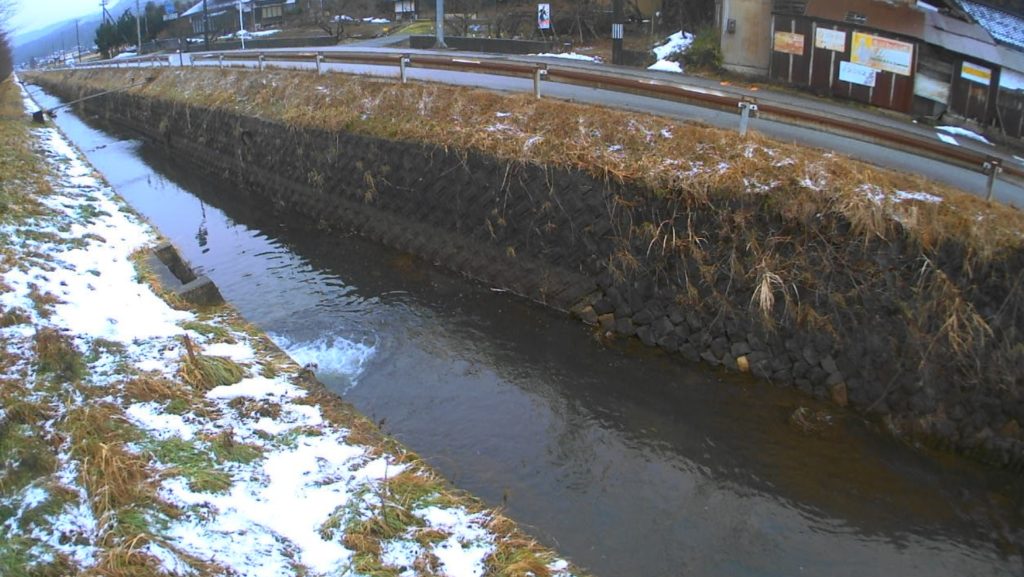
[720,0,773,76]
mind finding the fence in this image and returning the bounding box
[69,48,1024,181]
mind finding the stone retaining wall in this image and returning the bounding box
[34,77,1024,470]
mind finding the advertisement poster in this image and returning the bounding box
[773,32,805,56]
[815,28,847,52]
[840,60,877,87]
[537,4,551,30]
[851,32,914,76]
[961,61,992,86]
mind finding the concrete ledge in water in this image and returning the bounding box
[147,241,224,306]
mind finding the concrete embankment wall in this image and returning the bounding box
[34,75,1024,470]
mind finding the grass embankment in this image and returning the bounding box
[26,67,1024,463]
[36,67,1024,256]
[36,68,1024,359]
[0,76,580,576]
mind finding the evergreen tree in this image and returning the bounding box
[0,0,12,79]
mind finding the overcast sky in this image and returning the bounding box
[7,0,106,36]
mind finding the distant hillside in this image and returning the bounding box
[13,0,136,65]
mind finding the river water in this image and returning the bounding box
[30,87,1024,577]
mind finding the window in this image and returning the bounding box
[263,5,283,20]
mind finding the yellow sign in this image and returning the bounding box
[961,62,992,86]
[851,32,914,76]
[774,32,805,56]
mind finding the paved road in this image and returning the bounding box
[138,50,1024,206]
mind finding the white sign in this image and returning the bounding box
[612,23,623,39]
[840,60,877,87]
[914,74,951,103]
[815,28,846,52]
[537,4,551,29]
[961,61,992,86]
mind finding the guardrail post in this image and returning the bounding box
[737,100,758,137]
[533,66,547,99]
[219,54,224,69]
[400,55,410,83]
[258,53,265,71]
[316,52,324,75]
[983,156,1003,202]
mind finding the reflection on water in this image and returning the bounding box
[34,88,1024,577]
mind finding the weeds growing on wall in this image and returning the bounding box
[28,68,1024,455]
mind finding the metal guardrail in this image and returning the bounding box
[67,49,1024,184]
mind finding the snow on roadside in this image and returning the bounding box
[5,87,577,577]
[937,125,993,146]
[530,52,604,63]
[648,59,683,73]
[653,31,694,61]
[649,31,693,74]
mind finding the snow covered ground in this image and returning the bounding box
[937,125,994,146]
[530,52,604,63]
[1,85,577,577]
[647,31,694,74]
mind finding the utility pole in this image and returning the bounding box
[203,0,210,50]
[136,0,142,52]
[75,20,81,62]
[612,0,623,65]
[435,0,446,48]
[238,0,246,49]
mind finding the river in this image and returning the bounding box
[29,86,1024,577]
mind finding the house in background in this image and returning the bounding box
[719,0,1024,139]
[180,0,297,35]
[717,0,774,76]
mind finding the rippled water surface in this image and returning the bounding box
[32,88,1024,577]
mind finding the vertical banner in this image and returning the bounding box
[537,4,551,30]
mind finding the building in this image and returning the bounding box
[718,0,1024,138]
[180,0,297,35]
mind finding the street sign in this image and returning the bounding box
[537,4,550,30]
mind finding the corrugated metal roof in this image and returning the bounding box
[180,0,296,18]
[182,1,243,18]
[998,43,1024,70]
[924,10,1003,62]
[802,0,926,39]
[959,0,1024,50]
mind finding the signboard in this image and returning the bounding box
[537,4,550,30]
[814,28,846,52]
[773,31,805,56]
[961,61,992,86]
[611,23,623,39]
[851,32,914,76]
[914,74,951,103]
[839,60,877,87]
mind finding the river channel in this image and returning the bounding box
[29,87,1024,577]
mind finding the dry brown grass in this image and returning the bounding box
[33,327,86,382]
[0,79,47,222]
[63,403,153,519]
[176,335,245,391]
[29,67,1024,264]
